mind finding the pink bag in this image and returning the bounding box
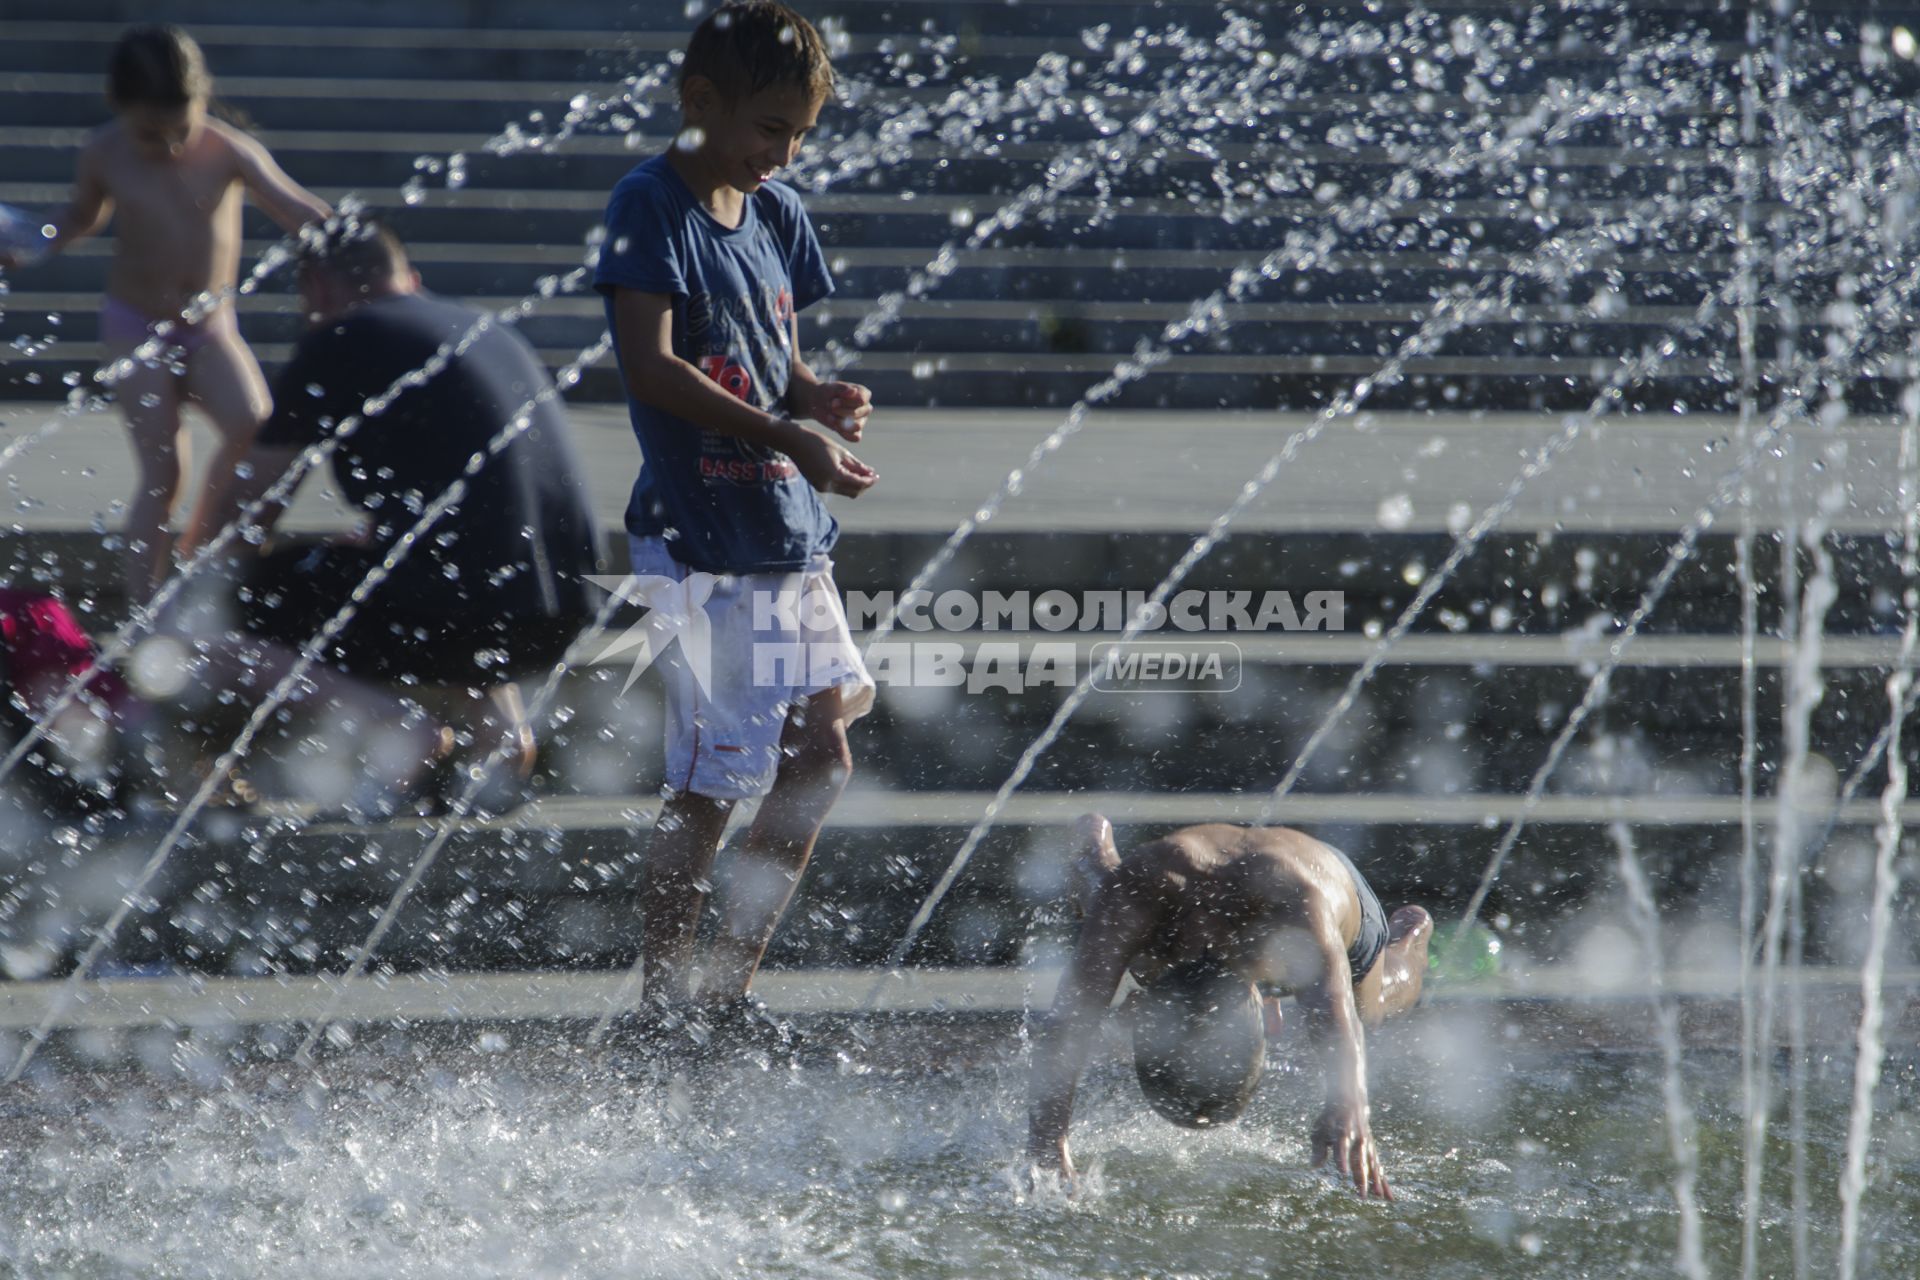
[0,588,132,719]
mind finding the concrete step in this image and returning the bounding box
[5,344,1776,414]
[0,290,1793,355]
[0,137,1747,210]
[0,71,1743,139]
[0,787,1906,974]
[7,237,1757,296]
[0,177,1797,255]
[0,0,1797,42]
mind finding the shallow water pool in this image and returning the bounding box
[2,1014,1916,1279]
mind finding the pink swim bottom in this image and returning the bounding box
[99,296,228,358]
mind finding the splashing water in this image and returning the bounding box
[1609,820,1708,1280]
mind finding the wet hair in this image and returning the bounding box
[1132,957,1266,1130]
[107,25,212,109]
[298,215,410,292]
[680,2,836,108]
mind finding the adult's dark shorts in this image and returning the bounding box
[239,545,591,687]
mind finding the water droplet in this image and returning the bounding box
[1376,494,1414,530]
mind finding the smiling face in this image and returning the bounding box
[118,100,205,163]
[679,77,823,195]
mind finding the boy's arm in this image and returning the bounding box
[784,313,871,443]
[1027,871,1162,1182]
[21,140,113,263]
[612,287,875,497]
[227,126,331,233]
[1296,912,1392,1200]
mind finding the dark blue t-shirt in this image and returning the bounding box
[594,154,837,574]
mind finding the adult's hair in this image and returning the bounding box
[299,216,411,293]
[1132,957,1267,1130]
[681,2,836,106]
[107,25,212,109]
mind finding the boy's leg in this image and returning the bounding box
[643,790,735,1004]
[114,351,186,605]
[178,329,270,559]
[699,684,853,1001]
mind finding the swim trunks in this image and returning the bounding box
[99,295,227,358]
[1325,844,1389,983]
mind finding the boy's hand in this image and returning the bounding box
[801,380,872,442]
[1310,1101,1392,1200]
[791,429,878,498]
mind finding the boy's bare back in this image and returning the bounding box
[1120,824,1367,974]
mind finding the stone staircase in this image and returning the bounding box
[3,1,1911,408]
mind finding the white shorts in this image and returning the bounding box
[627,534,875,800]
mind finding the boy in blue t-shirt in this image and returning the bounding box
[594,1,878,1041]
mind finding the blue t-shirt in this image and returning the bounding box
[594,154,838,574]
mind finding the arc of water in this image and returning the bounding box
[1248,217,1797,825]
[1609,821,1709,1280]
[1237,79,1916,829]
[806,29,1311,391]
[0,333,612,1085]
[858,68,1703,653]
[863,274,1537,989]
[864,122,1827,984]
[1450,249,1920,946]
[1732,9,1766,1267]
[1835,395,1917,1280]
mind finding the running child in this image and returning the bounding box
[594,2,878,1047]
[12,25,331,602]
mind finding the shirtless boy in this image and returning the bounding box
[1027,814,1433,1199]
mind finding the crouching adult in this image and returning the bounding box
[191,217,603,808]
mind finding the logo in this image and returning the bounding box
[1089,641,1242,693]
[588,572,722,697]
[584,580,1339,699]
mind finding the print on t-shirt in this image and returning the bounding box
[688,285,801,487]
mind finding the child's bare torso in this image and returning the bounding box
[92,118,247,319]
[1124,825,1363,991]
